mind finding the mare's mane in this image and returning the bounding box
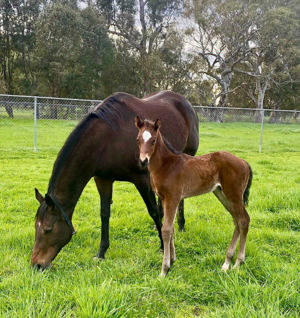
[93,93,131,130]
[47,93,130,194]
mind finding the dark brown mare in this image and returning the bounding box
[135,117,252,276]
[31,91,199,269]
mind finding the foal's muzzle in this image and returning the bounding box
[140,157,149,168]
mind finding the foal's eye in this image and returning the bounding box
[152,139,156,145]
[137,138,140,144]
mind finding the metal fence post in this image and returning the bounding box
[259,109,264,153]
[34,96,37,152]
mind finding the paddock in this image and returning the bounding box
[0,120,299,316]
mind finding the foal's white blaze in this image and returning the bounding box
[142,130,152,142]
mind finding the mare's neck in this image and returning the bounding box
[48,166,91,216]
[47,123,100,216]
[148,132,177,173]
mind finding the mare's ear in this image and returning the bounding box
[35,188,44,204]
[135,116,144,129]
[45,194,55,209]
[154,119,161,131]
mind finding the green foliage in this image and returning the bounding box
[32,2,114,99]
[0,121,299,316]
[0,1,299,108]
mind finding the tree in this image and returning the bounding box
[97,0,184,95]
[0,0,42,117]
[33,2,82,100]
[63,6,114,99]
[186,0,258,121]
[234,3,300,121]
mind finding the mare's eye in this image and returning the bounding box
[44,229,52,235]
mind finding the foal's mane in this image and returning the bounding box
[161,135,181,155]
[143,118,181,156]
[47,93,130,193]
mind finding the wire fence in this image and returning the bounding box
[0,94,299,153]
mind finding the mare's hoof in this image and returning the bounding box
[94,254,105,261]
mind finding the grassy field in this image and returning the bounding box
[0,120,299,317]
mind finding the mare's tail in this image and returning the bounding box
[243,163,253,206]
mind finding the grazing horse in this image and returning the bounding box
[31,91,199,269]
[135,116,252,276]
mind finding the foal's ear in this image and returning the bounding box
[135,116,144,129]
[154,119,161,131]
[35,188,44,204]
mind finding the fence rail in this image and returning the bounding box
[0,94,299,152]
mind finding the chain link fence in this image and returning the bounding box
[0,94,299,152]
[194,106,299,124]
[0,95,101,152]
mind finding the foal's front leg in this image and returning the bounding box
[161,197,179,277]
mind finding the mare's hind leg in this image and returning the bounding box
[177,200,185,231]
[134,175,163,252]
[94,177,113,259]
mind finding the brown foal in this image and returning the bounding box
[135,116,252,276]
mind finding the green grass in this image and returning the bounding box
[0,120,300,317]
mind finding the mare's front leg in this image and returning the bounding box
[161,196,180,277]
[94,177,113,259]
[134,175,163,252]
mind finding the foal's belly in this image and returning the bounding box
[182,182,221,199]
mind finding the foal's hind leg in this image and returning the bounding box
[213,187,250,271]
[232,205,250,269]
[222,224,239,271]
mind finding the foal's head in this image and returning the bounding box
[135,116,161,166]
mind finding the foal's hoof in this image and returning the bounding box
[232,260,243,270]
[160,269,169,277]
[221,263,230,272]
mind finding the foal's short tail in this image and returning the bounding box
[243,163,253,206]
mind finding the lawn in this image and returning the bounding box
[0,120,299,317]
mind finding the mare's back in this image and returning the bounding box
[99,91,198,154]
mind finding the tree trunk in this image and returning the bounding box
[50,99,58,119]
[269,106,281,123]
[213,72,232,123]
[254,79,268,123]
